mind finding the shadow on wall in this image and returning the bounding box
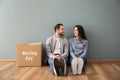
[85,29,98,60]
[42,46,48,66]
[65,25,74,39]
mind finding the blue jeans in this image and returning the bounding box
[48,58,54,73]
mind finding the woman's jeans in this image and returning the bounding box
[69,57,87,72]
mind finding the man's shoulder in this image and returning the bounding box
[46,36,54,41]
[62,36,68,41]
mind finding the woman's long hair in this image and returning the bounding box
[74,25,87,40]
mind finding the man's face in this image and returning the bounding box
[57,26,64,36]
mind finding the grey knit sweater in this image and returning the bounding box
[46,35,69,59]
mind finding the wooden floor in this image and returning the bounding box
[0,61,120,80]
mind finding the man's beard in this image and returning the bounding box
[60,33,64,36]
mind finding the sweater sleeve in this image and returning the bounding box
[80,40,88,57]
[69,39,76,58]
[46,37,55,59]
[61,38,69,58]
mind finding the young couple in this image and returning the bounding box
[46,23,88,76]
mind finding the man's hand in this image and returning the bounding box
[55,55,62,60]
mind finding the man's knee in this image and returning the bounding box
[48,58,54,64]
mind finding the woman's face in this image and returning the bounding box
[74,27,79,37]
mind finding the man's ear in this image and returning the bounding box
[56,29,59,32]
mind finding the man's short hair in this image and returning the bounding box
[54,23,63,32]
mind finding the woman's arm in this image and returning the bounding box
[69,39,76,58]
[80,40,88,57]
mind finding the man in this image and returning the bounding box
[46,23,69,76]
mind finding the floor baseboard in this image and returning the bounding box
[0,60,120,63]
[88,60,120,63]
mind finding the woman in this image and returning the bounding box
[69,25,88,75]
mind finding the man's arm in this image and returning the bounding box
[61,38,69,58]
[46,37,55,59]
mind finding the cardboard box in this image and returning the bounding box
[16,42,42,66]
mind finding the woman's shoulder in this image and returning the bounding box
[82,39,88,42]
[69,37,75,41]
[82,39,88,44]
